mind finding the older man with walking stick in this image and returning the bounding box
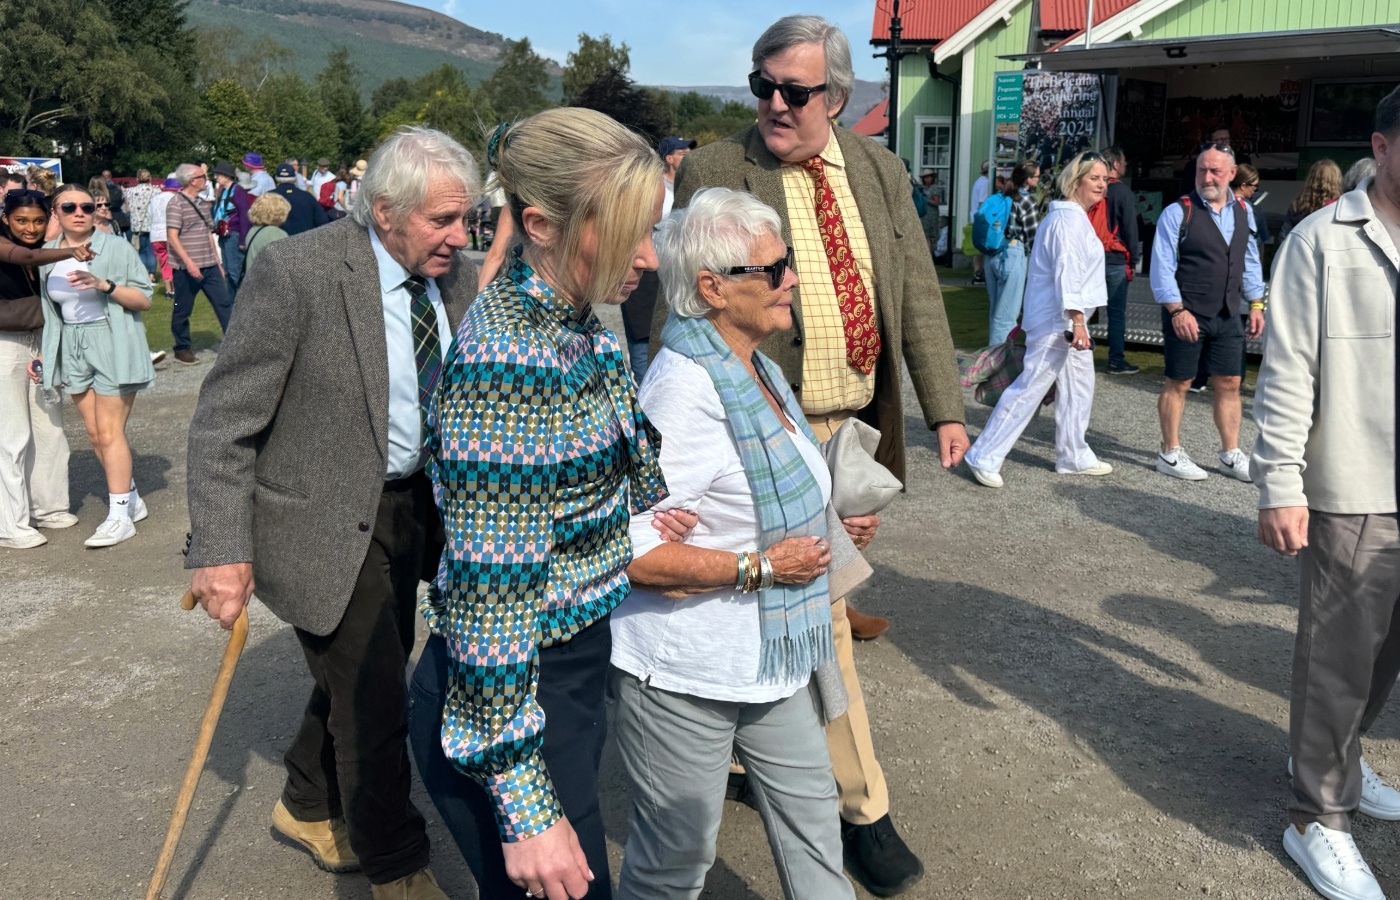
[184,126,479,900]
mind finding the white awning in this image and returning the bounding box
[1003,25,1400,71]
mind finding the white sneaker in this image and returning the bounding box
[84,516,136,548]
[1283,822,1384,900]
[131,496,148,523]
[1219,448,1253,482]
[967,463,1004,488]
[150,350,167,364]
[0,529,47,549]
[1156,447,1209,481]
[1064,461,1113,476]
[32,512,79,529]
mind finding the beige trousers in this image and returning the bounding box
[807,409,890,825]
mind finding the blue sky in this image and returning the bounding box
[425,1,889,87]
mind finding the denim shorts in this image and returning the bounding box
[1161,308,1244,382]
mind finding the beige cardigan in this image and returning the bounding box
[1251,180,1400,513]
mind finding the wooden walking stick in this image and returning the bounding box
[144,590,250,900]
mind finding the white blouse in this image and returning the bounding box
[1021,200,1108,337]
[612,347,832,704]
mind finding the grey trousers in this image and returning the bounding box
[1291,511,1400,832]
[609,667,855,900]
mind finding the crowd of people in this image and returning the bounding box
[3,11,1400,900]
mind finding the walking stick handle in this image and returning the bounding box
[179,589,197,611]
[145,594,249,900]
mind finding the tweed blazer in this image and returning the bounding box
[185,218,476,635]
[655,125,964,482]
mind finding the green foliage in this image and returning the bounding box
[371,78,415,119]
[484,38,550,122]
[258,72,340,162]
[573,68,671,145]
[674,92,717,124]
[372,66,495,162]
[195,26,294,91]
[199,79,277,162]
[317,47,373,161]
[562,33,630,105]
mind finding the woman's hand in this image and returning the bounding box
[65,269,103,291]
[652,508,698,543]
[841,514,880,551]
[764,536,831,586]
[27,356,42,384]
[1069,321,1091,352]
[502,816,593,900]
[70,242,95,262]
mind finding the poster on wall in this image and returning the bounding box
[990,72,1100,187]
[1309,79,1396,146]
[0,157,62,181]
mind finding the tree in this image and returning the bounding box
[317,47,373,160]
[573,67,670,145]
[483,38,549,121]
[562,33,630,105]
[371,77,415,119]
[373,65,495,162]
[195,27,293,92]
[257,72,339,162]
[200,79,278,162]
[674,91,716,128]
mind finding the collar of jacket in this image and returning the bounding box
[1334,177,1400,272]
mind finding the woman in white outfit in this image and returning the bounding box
[965,150,1111,487]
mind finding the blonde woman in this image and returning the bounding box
[409,107,681,900]
[39,184,155,546]
[242,192,290,275]
[965,151,1111,487]
[1281,159,1342,237]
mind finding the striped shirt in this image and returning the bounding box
[780,131,879,416]
[424,256,638,841]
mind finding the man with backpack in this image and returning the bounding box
[973,161,1041,346]
[1094,147,1141,375]
[1150,143,1265,482]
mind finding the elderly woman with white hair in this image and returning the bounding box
[964,150,1113,487]
[610,186,855,900]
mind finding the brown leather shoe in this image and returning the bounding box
[173,349,199,365]
[846,604,891,641]
[270,799,361,873]
[371,868,448,900]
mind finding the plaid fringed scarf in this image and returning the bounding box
[662,313,834,682]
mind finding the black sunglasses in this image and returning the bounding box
[749,72,827,108]
[4,188,47,205]
[59,202,96,215]
[726,246,795,290]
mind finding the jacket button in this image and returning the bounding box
[791,383,801,392]
[358,522,370,532]
[794,336,803,345]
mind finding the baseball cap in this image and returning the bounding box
[274,163,297,179]
[657,136,697,157]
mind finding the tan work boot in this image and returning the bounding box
[370,868,448,899]
[270,799,361,873]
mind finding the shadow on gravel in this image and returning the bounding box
[1053,483,1288,607]
[878,572,1287,849]
[67,450,172,515]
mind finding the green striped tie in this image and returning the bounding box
[403,275,441,448]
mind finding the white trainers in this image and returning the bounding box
[1286,756,1400,821]
[967,463,1004,488]
[1283,822,1384,900]
[0,529,47,549]
[84,516,136,548]
[1219,448,1253,482]
[32,512,79,529]
[1064,461,1113,476]
[131,496,149,523]
[1156,447,1209,481]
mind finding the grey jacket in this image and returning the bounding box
[654,124,965,482]
[1251,180,1398,514]
[185,218,476,635]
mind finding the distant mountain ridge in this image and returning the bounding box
[654,80,888,129]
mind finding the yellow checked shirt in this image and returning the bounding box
[781,131,879,417]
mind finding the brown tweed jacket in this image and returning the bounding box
[654,124,965,482]
[185,218,476,635]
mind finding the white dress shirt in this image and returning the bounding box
[369,228,451,479]
[1021,200,1107,337]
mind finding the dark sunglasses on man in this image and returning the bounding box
[726,246,795,290]
[59,201,96,215]
[748,72,827,108]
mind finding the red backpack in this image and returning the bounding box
[318,180,337,209]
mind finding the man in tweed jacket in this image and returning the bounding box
[184,127,477,900]
[652,15,967,898]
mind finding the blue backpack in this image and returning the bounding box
[971,192,1013,255]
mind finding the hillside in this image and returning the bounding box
[656,79,887,128]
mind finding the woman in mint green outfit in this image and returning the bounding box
[38,183,155,548]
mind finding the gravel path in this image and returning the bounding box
[2,294,1394,899]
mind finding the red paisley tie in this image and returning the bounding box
[801,156,881,374]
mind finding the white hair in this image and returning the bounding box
[350,125,481,228]
[654,187,784,319]
[174,163,202,187]
[752,15,855,113]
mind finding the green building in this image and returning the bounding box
[871,0,1400,243]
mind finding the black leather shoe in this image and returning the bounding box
[842,814,925,897]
